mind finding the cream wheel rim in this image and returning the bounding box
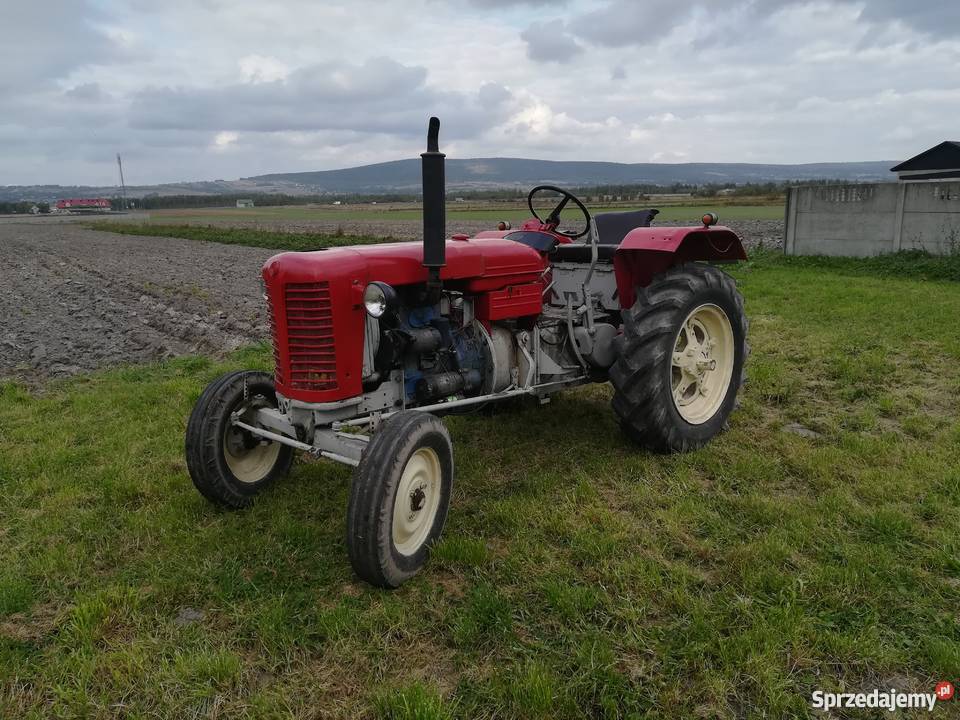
[392,447,442,556]
[223,425,282,483]
[671,303,735,425]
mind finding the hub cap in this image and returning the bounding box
[392,447,442,556]
[670,303,735,425]
[223,425,282,484]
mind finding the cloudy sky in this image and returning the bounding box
[2,0,959,186]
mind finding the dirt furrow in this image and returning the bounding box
[1,223,276,384]
[1,216,780,385]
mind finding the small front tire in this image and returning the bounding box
[346,411,454,589]
[185,370,294,509]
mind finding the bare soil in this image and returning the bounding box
[1,216,780,384]
[0,220,274,385]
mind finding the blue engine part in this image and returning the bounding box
[397,303,486,403]
[453,326,485,377]
[406,305,436,328]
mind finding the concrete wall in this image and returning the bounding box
[784,182,960,256]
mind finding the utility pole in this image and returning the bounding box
[117,153,128,210]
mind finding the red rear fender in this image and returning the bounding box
[613,226,746,308]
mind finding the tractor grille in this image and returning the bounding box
[265,291,284,385]
[278,281,337,391]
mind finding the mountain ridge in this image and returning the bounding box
[1,156,898,202]
[249,156,897,191]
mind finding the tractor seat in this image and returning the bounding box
[551,209,659,264]
[594,209,659,245]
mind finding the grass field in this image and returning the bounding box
[143,201,786,225]
[2,241,960,717]
[87,222,389,252]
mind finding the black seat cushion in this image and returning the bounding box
[551,209,659,263]
[552,243,619,263]
[594,209,659,245]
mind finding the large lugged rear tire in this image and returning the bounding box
[185,370,294,509]
[346,411,453,589]
[610,262,748,452]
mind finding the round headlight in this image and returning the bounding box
[363,281,395,318]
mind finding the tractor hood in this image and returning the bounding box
[261,237,546,404]
[262,237,545,291]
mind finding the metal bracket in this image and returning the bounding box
[565,296,589,371]
[337,375,588,429]
[580,218,600,335]
[231,419,366,467]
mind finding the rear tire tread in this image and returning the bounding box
[610,262,749,453]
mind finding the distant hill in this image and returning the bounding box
[251,157,897,192]
[0,157,897,202]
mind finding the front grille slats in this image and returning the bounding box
[265,294,285,386]
[270,281,338,392]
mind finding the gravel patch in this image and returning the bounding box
[783,422,823,439]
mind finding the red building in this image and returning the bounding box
[56,198,111,212]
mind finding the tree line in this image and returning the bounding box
[5,179,866,213]
[0,201,50,214]
[135,183,794,209]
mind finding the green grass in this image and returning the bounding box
[747,247,960,283]
[138,202,784,224]
[86,222,392,251]
[91,213,784,254]
[2,254,960,717]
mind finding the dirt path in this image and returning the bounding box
[0,221,275,384]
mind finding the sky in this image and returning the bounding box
[2,0,958,186]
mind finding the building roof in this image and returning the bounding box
[890,141,960,172]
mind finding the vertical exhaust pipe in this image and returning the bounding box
[421,116,446,285]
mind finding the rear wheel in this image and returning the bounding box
[185,370,294,508]
[610,263,748,452]
[346,411,453,588]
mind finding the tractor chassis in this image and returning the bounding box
[229,268,601,470]
[231,373,589,468]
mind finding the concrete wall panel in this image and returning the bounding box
[786,181,960,256]
[900,213,960,254]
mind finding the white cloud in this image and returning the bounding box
[239,55,290,84]
[213,131,239,149]
[1,0,959,185]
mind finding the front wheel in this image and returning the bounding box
[346,411,454,588]
[185,370,294,508]
[610,262,748,452]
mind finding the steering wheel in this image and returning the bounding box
[527,185,591,239]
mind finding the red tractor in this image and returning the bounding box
[186,118,748,588]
